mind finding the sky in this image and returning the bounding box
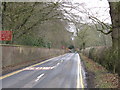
[66,0,112,36]
[2,0,111,24]
[71,0,111,24]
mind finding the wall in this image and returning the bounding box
[1,44,65,74]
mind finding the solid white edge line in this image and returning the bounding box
[77,54,84,88]
[77,55,80,88]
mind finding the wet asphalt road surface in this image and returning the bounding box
[0,53,84,88]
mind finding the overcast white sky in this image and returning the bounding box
[2,0,111,24]
[71,0,111,24]
[66,0,112,34]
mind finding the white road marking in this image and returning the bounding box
[77,54,84,88]
[35,73,44,82]
[57,63,60,66]
[23,62,61,71]
[77,54,80,88]
[23,73,45,88]
[52,62,60,68]
[61,60,63,62]
[0,54,67,80]
[24,67,54,70]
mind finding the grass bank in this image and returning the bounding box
[80,53,119,88]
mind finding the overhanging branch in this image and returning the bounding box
[97,29,112,35]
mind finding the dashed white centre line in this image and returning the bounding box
[56,63,60,66]
[35,73,44,82]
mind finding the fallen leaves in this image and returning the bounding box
[81,54,119,88]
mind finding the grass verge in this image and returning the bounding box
[80,53,119,88]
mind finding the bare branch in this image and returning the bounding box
[97,29,112,35]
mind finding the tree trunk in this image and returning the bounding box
[109,2,120,50]
[109,2,120,75]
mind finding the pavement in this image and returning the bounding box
[0,53,85,88]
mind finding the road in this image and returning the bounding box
[0,53,85,88]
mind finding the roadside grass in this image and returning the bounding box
[80,53,119,88]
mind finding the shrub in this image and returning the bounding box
[82,47,119,75]
[104,48,118,73]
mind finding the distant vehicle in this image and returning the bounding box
[68,49,75,53]
[68,45,75,53]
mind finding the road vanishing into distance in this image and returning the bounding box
[0,53,85,88]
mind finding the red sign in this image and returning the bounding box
[61,46,65,49]
[0,31,12,41]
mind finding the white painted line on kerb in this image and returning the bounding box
[77,54,84,88]
[35,73,44,82]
